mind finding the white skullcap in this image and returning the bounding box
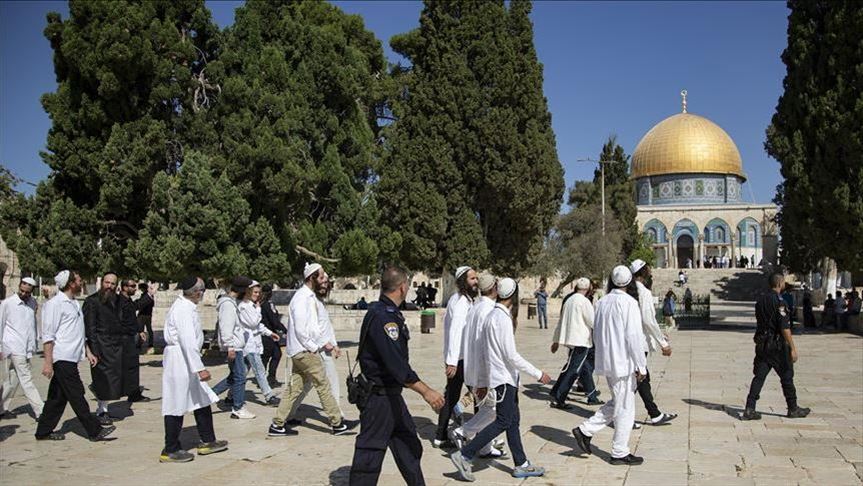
[497,278,517,299]
[611,265,632,287]
[54,270,70,289]
[629,259,647,275]
[455,266,472,280]
[21,277,37,287]
[478,273,496,292]
[303,262,323,280]
[249,280,260,288]
[575,277,591,290]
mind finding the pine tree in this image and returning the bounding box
[765,0,863,272]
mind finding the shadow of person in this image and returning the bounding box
[328,465,352,486]
[530,424,615,462]
[0,424,20,442]
[58,416,116,440]
[107,401,134,420]
[412,415,437,443]
[682,398,784,419]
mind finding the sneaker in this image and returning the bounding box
[492,438,506,450]
[787,406,811,419]
[332,420,358,435]
[610,453,644,466]
[450,452,475,482]
[479,446,507,459]
[268,423,299,437]
[432,438,457,449]
[571,427,592,455]
[648,412,677,425]
[633,422,642,430]
[90,425,116,442]
[230,407,256,420]
[265,395,281,407]
[586,398,605,405]
[35,431,65,441]
[549,400,572,410]
[741,408,762,421]
[96,412,114,426]
[159,450,195,463]
[512,462,545,478]
[197,439,228,455]
[450,428,467,450]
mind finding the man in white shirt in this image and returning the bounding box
[434,265,478,448]
[630,259,677,426]
[269,263,355,437]
[452,272,504,458]
[549,277,603,409]
[451,278,551,481]
[35,270,114,441]
[572,266,646,465]
[0,277,44,419]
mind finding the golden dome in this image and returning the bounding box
[631,112,746,181]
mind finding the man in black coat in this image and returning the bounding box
[260,284,287,387]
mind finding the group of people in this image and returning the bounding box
[822,289,861,330]
[412,282,438,309]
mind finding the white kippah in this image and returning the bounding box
[455,266,472,280]
[629,259,646,275]
[497,278,517,299]
[249,280,260,288]
[21,277,37,287]
[611,265,632,287]
[54,270,70,289]
[575,277,591,290]
[303,262,323,280]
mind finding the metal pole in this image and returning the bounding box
[601,161,606,237]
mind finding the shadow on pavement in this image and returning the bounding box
[328,465,351,485]
[0,424,19,442]
[683,398,784,419]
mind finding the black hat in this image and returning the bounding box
[231,276,253,292]
[176,276,199,291]
[262,283,273,293]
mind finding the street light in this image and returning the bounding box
[576,157,625,237]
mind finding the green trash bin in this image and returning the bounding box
[420,310,436,334]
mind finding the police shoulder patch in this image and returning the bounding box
[384,322,400,341]
[779,304,787,316]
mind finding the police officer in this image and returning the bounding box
[742,272,810,420]
[349,266,445,486]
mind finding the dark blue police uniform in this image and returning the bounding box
[349,295,425,486]
[745,292,797,410]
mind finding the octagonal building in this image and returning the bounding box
[633,92,777,269]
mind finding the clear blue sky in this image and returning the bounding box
[1,1,789,203]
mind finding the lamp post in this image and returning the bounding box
[577,157,624,237]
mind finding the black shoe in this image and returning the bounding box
[96,412,114,426]
[285,418,303,427]
[268,423,298,437]
[35,432,66,441]
[90,425,116,442]
[741,408,762,421]
[549,400,572,410]
[265,396,280,407]
[432,438,456,449]
[610,454,644,465]
[586,398,605,405]
[648,412,677,425]
[332,420,358,436]
[787,407,811,418]
[571,427,592,455]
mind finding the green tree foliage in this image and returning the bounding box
[765,0,863,272]
[379,0,563,274]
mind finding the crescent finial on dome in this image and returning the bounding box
[681,89,688,113]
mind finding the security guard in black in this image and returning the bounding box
[349,294,424,486]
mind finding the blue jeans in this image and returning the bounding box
[212,350,246,410]
[549,346,597,404]
[245,352,273,398]
[461,384,526,467]
[537,304,547,329]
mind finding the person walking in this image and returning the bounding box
[348,266,445,485]
[239,281,280,406]
[0,277,44,419]
[159,276,227,463]
[211,276,255,419]
[742,273,811,420]
[662,290,677,330]
[35,270,115,441]
[118,279,149,403]
[549,277,603,409]
[260,283,287,387]
[571,266,647,465]
[135,283,156,350]
[535,281,549,330]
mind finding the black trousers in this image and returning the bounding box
[350,394,424,486]
[35,360,102,439]
[261,337,282,381]
[746,351,797,410]
[636,353,661,419]
[138,314,154,347]
[163,406,216,453]
[435,360,464,441]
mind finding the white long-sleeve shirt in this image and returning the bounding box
[239,300,272,355]
[316,299,337,349]
[286,285,322,357]
[635,281,669,353]
[552,292,595,349]
[462,296,496,388]
[593,289,647,378]
[216,295,245,351]
[0,293,39,358]
[443,292,472,366]
[484,303,542,388]
[41,292,86,364]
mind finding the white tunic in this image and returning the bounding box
[484,303,542,389]
[593,289,647,378]
[239,300,272,355]
[461,296,496,388]
[635,281,669,353]
[0,293,39,358]
[552,292,595,349]
[161,296,218,416]
[443,293,472,366]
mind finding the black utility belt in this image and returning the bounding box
[372,386,403,396]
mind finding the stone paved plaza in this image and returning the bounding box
[1,299,861,485]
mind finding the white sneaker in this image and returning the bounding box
[231,407,256,419]
[450,427,466,450]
